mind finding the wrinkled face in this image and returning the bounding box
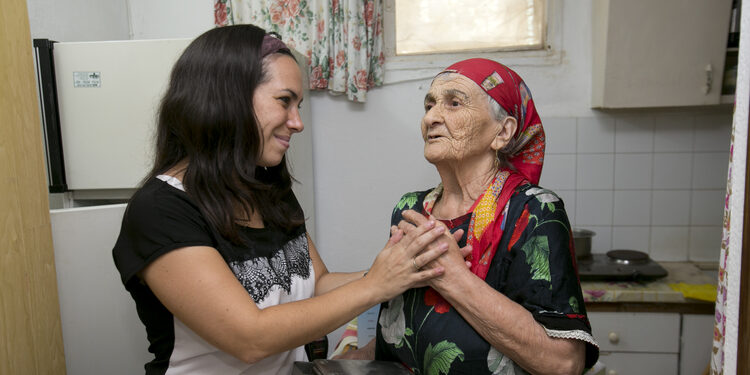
[421,74,502,165]
[253,54,304,167]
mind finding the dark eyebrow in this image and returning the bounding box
[283,88,300,101]
[424,93,436,105]
[444,89,469,101]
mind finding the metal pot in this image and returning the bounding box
[572,228,596,258]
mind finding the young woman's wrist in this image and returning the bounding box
[354,272,384,305]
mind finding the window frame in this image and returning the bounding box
[382,0,562,84]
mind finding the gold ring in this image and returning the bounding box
[412,257,420,272]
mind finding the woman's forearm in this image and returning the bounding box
[315,271,368,296]
[247,276,382,362]
[433,273,585,375]
[143,245,384,365]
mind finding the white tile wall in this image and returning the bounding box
[651,190,691,226]
[653,115,694,152]
[653,153,693,189]
[586,225,613,254]
[613,190,651,226]
[692,153,730,189]
[690,190,726,226]
[615,116,654,152]
[544,117,577,153]
[614,153,653,189]
[577,117,615,153]
[689,226,723,262]
[540,154,576,190]
[577,154,614,189]
[576,190,614,226]
[540,108,731,261]
[693,115,732,151]
[650,226,689,260]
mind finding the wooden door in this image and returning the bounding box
[0,0,67,373]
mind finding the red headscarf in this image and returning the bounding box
[434,58,546,280]
[443,58,545,184]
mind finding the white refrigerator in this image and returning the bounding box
[36,38,316,374]
[49,204,150,374]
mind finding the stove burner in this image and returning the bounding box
[606,249,649,265]
[577,250,667,281]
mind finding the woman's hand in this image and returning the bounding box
[398,210,472,267]
[391,224,468,259]
[363,219,453,302]
[394,223,471,288]
[397,210,473,286]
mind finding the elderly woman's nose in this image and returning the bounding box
[422,106,443,126]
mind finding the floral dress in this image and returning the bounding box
[376,184,599,374]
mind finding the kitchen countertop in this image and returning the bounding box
[581,262,717,314]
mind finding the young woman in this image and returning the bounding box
[112,25,460,374]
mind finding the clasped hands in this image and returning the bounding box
[363,209,473,304]
[394,210,472,288]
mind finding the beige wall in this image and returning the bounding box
[0,0,66,373]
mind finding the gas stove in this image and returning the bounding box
[576,249,668,282]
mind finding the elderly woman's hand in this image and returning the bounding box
[363,218,458,302]
[397,210,473,286]
[390,221,469,266]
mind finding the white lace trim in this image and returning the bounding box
[156,174,185,191]
[543,328,599,348]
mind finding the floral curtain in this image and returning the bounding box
[214,0,385,102]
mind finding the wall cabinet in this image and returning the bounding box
[589,312,713,375]
[592,0,733,108]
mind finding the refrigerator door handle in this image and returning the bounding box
[33,38,67,193]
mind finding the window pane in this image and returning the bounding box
[395,0,545,55]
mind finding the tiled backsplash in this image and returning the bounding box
[540,111,732,262]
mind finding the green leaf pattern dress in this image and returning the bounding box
[376,185,599,374]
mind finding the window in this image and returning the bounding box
[395,0,546,55]
[381,0,560,84]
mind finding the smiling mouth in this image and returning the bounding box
[275,135,291,147]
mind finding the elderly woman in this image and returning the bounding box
[366,58,599,374]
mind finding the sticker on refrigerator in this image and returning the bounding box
[73,72,101,88]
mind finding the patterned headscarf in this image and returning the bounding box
[424,58,546,280]
[443,58,545,184]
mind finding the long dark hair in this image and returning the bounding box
[147,24,303,243]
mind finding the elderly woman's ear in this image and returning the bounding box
[490,116,517,152]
